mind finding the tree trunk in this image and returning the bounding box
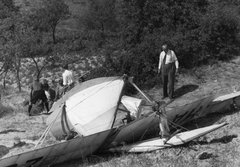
[32,57,44,80]
[3,71,7,89]
[16,68,21,92]
[53,26,56,44]
[15,55,22,92]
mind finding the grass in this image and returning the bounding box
[1,57,240,166]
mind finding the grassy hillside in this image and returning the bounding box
[1,57,240,166]
[52,58,240,167]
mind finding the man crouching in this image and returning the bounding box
[155,102,170,144]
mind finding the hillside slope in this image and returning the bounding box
[55,58,240,167]
[1,57,240,166]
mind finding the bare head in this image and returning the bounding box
[42,79,48,84]
[162,44,168,52]
[58,79,63,86]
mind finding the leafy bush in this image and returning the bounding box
[1,0,240,89]
[101,0,240,86]
[199,3,240,62]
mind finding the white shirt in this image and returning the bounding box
[158,50,179,70]
[62,70,74,86]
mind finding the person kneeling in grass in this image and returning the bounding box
[28,77,49,116]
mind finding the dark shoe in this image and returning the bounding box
[13,141,26,148]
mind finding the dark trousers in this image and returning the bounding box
[162,63,176,99]
[28,90,49,114]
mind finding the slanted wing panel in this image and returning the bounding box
[66,79,124,136]
[47,77,124,139]
[107,123,227,153]
[0,156,18,167]
[101,113,157,149]
[0,130,111,167]
[213,91,240,102]
[166,95,216,125]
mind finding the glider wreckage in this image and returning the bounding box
[0,75,239,167]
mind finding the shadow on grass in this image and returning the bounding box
[182,108,240,130]
[0,129,26,134]
[51,152,124,167]
[197,134,238,145]
[174,84,199,98]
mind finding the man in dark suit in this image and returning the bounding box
[158,44,179,100]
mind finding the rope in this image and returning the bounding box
[168,119,189,131]
[34,119,56,148]
[63,103,71,133]
[34,104,64,148]
[61,103,71,136]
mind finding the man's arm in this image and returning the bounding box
[175,60,179,73]
[30,89,33,99]
[158,52,163,74]
[62,73,67,86]
[172,50,179,73]
[29,83,33,100]
[29,86,33,105]
[54,88,59,101]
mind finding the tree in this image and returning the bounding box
[199,1,240,61]
[20,0,71,78]
[27,0,70,44]
[0,0,23,91]
[101,0,240,86]
[77,0,119,50]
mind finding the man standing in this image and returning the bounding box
[28,77,49,116]
[158,44,179,100]
[62,64,74,92]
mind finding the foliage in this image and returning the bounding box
[98,0,240,86]
[0,0,71,90]
[1,0,240,88]
[199,3,240,61]
[25,0,70,44]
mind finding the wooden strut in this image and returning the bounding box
[111,75,128,129]
[128,77,189,144]
[131,82,155,104]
